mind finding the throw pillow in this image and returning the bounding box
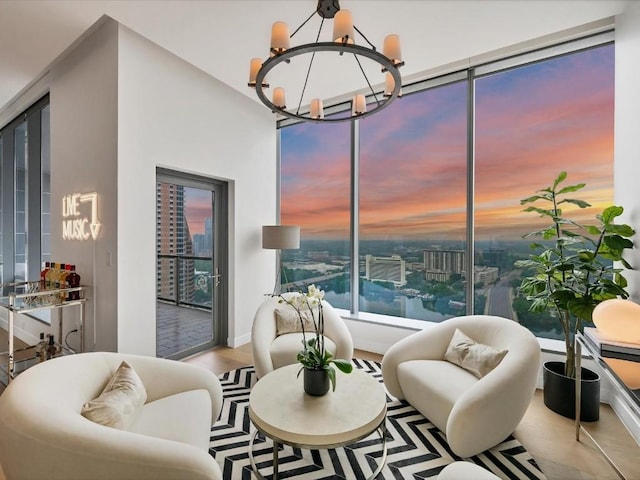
[444,328,508,378]
[81,360,147,429]
[275,307,317,336]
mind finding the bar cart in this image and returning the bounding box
[0,281,86,384]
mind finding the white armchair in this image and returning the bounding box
[382,315,540,457]
[251,293,354,379]
[0,352,223,480]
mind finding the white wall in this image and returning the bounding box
[0,19,120,351]
[116,24,276,354]
[615,1,640,299]
[0,17,277,354]
[49,19,120,352]
[611,0,640,446]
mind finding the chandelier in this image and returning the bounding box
[248,0,404,123]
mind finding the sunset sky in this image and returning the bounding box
[281,44,614,242]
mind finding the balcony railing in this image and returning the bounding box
[156,254,213,311]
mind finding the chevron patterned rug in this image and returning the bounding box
[209,359,547,479]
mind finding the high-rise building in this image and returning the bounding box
[473,266,499,286]
[365,255,406,286]
[156,183,195,303]
[424,249,465,281]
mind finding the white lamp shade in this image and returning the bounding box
[383,72,402,97]
[352,94,366,115]
[311,98,324,119]
[262,225,300,249]
[273,87,286,108]
[333,10,355,44]
[248,58,262,86]
[383,34,403,65]
[271,21,290,55]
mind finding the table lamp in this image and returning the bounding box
[262,225,300,295]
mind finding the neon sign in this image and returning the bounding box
[62,192,101,240]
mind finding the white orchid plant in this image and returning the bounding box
[278,285,353,391]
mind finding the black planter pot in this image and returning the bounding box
[543,361,600,421]
[303,367,330,396]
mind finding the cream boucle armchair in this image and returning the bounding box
[0,352,223,480]
[382,315,540,457]
[251,293,354,379]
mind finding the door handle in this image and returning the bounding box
[212,268,223,287]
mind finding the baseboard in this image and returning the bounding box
[229,331,251,348]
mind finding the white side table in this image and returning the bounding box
[248,363,387,479]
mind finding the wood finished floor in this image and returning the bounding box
[186,343,640,480]
[2,332,639,480]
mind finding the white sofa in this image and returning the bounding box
[382,315,541,457]
[251,293,354,379]
[0,352,223,480]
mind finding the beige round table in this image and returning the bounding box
[248,364,387,479]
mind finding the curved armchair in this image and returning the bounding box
[252,293,354,379]
[382,315,540,457]
[0,352,223,480]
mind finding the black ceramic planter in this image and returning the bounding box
[543,361,600,421]
[303,367,330,396]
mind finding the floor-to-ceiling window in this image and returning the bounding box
[280,118,351,310]
[359,81,468,320]
[278,34,614,338]
[475,44,614,340]
[0,95,50,287]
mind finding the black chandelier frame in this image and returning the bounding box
[251,1,404,124]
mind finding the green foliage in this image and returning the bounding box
[296,337,354,392]
[515,171,635,377]
[280,285,353,392]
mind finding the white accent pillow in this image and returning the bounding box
[274,307,317,336]
[444,328,508,378]
[81,361,147,429]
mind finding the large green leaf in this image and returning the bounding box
[521,195,548,204]
[332,359,354,374]
[557,183,586,195]
[604,235,634,251]
[559,198,590,208]
[605,223,635,237]
[522,206,554,217]
[601,205,624,224]
[327,367,337,391]
[584,225,601,236]
[568,300,595,323]
[553,171,567,189]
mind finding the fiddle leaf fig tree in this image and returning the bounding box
[515,171,635,378]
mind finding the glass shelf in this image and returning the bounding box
[0,280,87,384]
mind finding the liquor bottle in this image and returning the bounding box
[58,264,69,301]
[36,333,47,362]
[66,265,81,301]
[55,263,66,290]
[40,262,50,290]
[46,334,57,360]
[45,262,56,289]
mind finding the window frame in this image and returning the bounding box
[0,94,50,285]
[277,32,615,336]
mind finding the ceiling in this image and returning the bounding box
[0,0,630,120]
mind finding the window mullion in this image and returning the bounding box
[350,119,359,315]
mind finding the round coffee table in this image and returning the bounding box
[248,363,387,479]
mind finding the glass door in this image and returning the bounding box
[155,169,227,359]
